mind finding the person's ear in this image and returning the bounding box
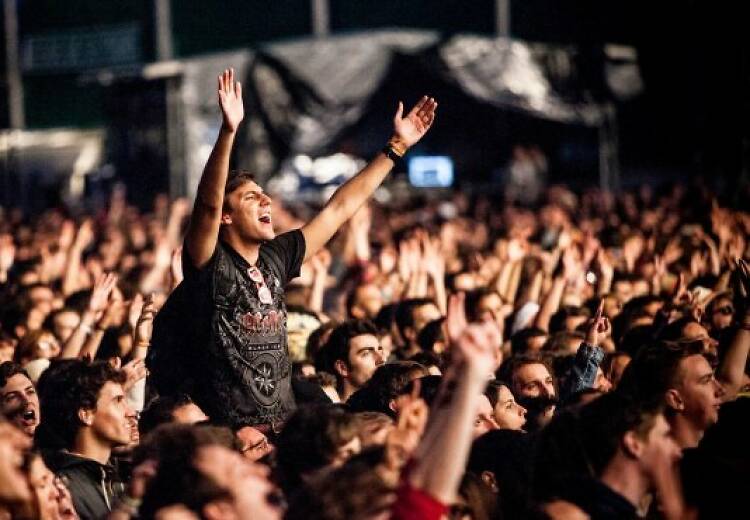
[622,431,643,459]
[221,213,232,225]
[480,470,499,493]
[78,408,94,427]
[351,305,365,320]
[334,359,349,379]
[203,500,235,520]
[665,388,684,412]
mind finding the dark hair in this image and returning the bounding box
[468,429,535,519]
[617,340,706,406]
[549,306,591,334]
[222,169,256,212]
[344,284,380,319]
[0,361,30,391]
[484,379,510,409]
[139,394,196,436]
[394,298,436,340]
[275,404,359,495]
[577,391,664,476]
[138,424,238,519]
[510,327,548,356]
[464,288,504,322]
[408,350,443,372]
[314,320,378,378]
[659,316,700,342]
[497,354,555,396]
[345,362,427,417]
[36,359,126,449]
[285,452,393,520]
[543,330,585,357]
[305,321,339,363]
[416,318,446,353]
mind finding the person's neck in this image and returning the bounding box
[339,381,357,403]
[670,414,703,449]
[71,431,112,466]
[600,457,647,508]
[223,233,262,265]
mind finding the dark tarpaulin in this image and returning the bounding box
[178,31,634,195]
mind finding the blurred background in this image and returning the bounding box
[0,0,746,212]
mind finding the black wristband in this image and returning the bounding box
[382,145,403,163]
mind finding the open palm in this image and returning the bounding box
[393,96,437,148]
[218,68,244,132]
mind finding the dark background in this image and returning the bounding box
[1,0,746,187]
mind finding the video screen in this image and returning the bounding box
[408,156,454,188]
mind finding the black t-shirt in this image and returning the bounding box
[182,230,306,428]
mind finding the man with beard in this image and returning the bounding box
[0,362,40,436]
[500,306,609,432]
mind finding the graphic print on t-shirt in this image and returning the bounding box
[183,231,305,429]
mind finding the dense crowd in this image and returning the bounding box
[1,68,749,520]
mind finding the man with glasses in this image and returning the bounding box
[179,68,436,432]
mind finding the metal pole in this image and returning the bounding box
[153,0,174,61]
[4,0,25,129]
[312,0,330,37]
[496,0,511,37]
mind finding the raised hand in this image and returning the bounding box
[73,219,95,251]
[218,68,244,132]
[122,358,148,391]
[446,292,468,345]
[585,301,611,346]
[392,96,437,149]
[0,234,15,278]
[454,322,500,381]
[88,273,118,315]
[134,294,157,348]
[421,235,445,280]
[732,258,750,316]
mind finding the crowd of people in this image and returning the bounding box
[1,67,749,520]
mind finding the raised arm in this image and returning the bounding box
[406,322,496,504]
[716,259,750,401]
[301,96,437,262]
[184,68,244,269]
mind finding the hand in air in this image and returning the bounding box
[218,68,244,132]
[392,96,437,149]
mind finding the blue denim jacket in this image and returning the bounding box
[559,342,605,403]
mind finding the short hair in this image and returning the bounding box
[36,360,126,449]
[275,404,359,494]
[0,361,30,391]
[510,327,548,356]
[577,391,664,476]
[497,355,555,395]
[408,350,442,372]
[222,169,256,212]
[138,424,239,518]
[416,318,446,353]
[346,362,427,417]
[394,298,436,339]
[139,394,196,436]
[314,320,378,376]
[617,340,706,405]
[543,331,585,357]
[464,288,504,322]
[549,306,591,333]
[285,453,393,520]
[484,379,510,409]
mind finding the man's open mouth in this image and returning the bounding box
[259,215,271,224]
